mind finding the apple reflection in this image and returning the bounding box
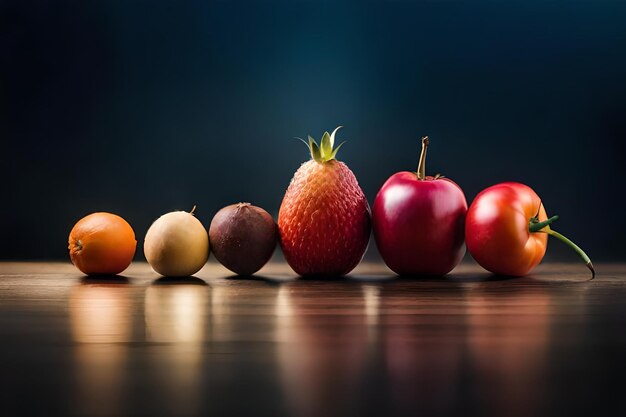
[69,280,133,417]
[381,285,468,415]
[275,283,381,417]
[144,277,209,416]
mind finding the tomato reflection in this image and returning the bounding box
[465,285,552,416]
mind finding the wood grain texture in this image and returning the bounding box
[0,261,625,417]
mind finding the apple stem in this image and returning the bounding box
[417,136,429,180]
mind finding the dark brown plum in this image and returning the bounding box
[209,203,278,275]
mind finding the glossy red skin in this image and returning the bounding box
[372,171,468,276]
[465,182,548,276]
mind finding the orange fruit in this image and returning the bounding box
[68,212,137,275]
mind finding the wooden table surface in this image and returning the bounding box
[1,261,625,417]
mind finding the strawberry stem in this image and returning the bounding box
[305,127,345,163]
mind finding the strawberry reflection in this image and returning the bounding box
[275,282,381,417]
[143,277,209,416]
[69,278,133,417]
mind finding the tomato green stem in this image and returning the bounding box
[529,215,559,232]
[529,215,595,279]
[417,136,429,180]
[544,229,595,279]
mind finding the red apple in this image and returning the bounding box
[372,137,467,275]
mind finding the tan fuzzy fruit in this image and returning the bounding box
[144,207,209,277]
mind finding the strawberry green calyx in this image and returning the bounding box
[304,126,346,163]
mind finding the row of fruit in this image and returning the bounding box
[68,127,594,279]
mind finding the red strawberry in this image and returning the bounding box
[278,127,371,276]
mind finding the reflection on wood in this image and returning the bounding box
[145,278,209,343]
[144,278,209,417]
[276,282,381,417]
[210,280,280,343]
[0,262,624,417]
[69,281,132,417]
[465,287,551,417]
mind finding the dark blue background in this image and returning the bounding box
[2,0,625,261]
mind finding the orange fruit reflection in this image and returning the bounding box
[68,212,136,275]
[69,282,132,417]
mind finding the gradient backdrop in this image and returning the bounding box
[2,0,625,262]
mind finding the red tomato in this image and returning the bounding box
[466,182,594,278]
[372,137,467,275]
